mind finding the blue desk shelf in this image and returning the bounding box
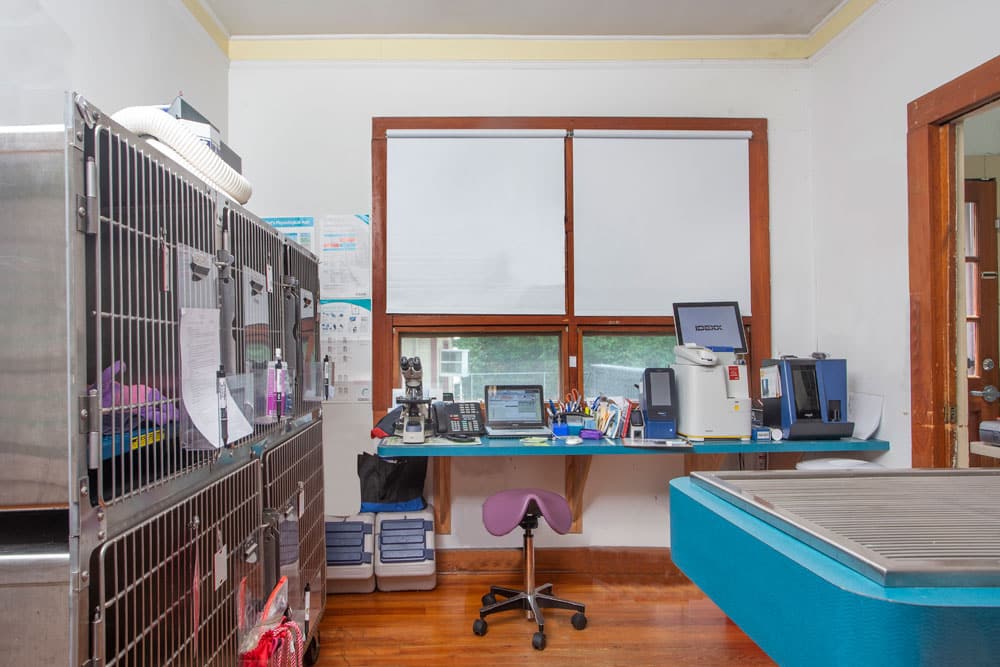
[377,437,889,458]
[376,437,890,536]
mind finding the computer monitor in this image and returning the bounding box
[484,385,546,428]
[672,301,747,354]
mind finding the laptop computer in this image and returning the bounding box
[484,384,552,438]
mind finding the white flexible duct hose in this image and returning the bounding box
[111,106,253,205]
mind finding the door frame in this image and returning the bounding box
[908,54,1000,467]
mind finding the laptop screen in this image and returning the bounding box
[484,385,545,427]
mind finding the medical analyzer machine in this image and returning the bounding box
[760,355,854,439]
[638,367,678,439]
[671,302,752,441]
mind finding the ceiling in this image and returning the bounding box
[201,0,848,38]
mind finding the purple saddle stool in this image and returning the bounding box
[472,488,588,651]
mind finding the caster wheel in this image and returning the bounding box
[481,593,497,606]
[472,618,488,636]
[532,631,546,651]
[572,612,588,630]
[304,635,321,665]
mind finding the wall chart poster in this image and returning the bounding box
[318,214,370,298]
[263,216,316,253]
[320,298,372,403]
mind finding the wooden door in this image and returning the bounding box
[964,178,1000,467]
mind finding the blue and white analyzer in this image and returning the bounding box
[760,356,854,439]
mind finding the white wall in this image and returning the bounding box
[810,0,1000,468]
[229,60,813,547]
[1,0,228,134]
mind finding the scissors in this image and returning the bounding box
[564,388,581,412]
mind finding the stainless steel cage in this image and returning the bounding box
[0,94,325,666]
[90,109,221,505]
[224,203,289,444]
[261,421,327,650]
[283,239,323,419]
[91,459,263,666]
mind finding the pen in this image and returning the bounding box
[217,366,228,446]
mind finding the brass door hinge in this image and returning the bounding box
[944,404,958,424]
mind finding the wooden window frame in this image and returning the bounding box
[908,54,1000,467]
[372,117,771,418]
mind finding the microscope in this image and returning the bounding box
[395,356,433,443]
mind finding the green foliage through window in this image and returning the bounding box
[401,334,560,401]
[583,334,676,401]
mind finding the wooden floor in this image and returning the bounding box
[315,572,774,666]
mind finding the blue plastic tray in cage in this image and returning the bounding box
[100,426,164,460]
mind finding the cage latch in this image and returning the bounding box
[87,605,104,667]
[242,535,259,564]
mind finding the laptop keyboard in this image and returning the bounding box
[486,427,553,439]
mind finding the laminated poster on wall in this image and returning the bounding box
[325,340,371,403]
[320,298,371,341]
[318,214,371,298]
[264,216,316,254]
[320,298,372,403]
[323,337,371,404]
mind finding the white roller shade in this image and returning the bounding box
[387,131,566,314]
[573,130,752,316]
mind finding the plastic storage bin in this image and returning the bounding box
[375,506,437,591]
[326,513,375,593]
[796,457,884,471]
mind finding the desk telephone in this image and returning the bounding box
[431,400,486,438]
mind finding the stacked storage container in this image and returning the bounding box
[326,513,376,593]
[375,506,437,591]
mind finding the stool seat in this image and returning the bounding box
[482,488,572,536]
[473,487,587,650]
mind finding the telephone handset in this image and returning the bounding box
[431,401,486,437]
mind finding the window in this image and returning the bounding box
[372,117,771,416]
[581,333,677,401]
[400,334,561,401]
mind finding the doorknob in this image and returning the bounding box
[971,385,1000,402]
[984,358,995,372]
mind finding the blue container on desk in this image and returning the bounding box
[554,412,585,436]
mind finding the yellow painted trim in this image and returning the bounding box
[804,0,881,54]
[228,36,814,62]
[189,0,880,62]
[181,0,229,57]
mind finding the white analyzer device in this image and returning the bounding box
[671,302,753,441]
[672,344,751,440]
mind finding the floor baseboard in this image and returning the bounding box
[436,546,684,577]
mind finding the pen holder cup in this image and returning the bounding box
[552,412,586,437]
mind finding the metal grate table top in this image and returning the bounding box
[690,469,1000,588]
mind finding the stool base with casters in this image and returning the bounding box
[471,489,588,650]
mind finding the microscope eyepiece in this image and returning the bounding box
[411,356,422,371]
